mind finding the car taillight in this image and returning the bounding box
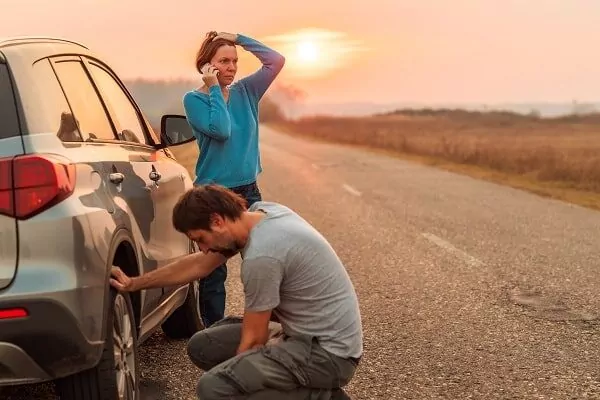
[0,154,76,219]
[0,308,28,319]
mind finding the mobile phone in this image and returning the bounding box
[202,63,219,75]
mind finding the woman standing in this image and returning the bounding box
[183,31,285,327]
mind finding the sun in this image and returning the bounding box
[263,28,368,78]
[296,40,319,64]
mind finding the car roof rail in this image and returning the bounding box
[0,36,89,49]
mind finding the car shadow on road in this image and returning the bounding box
[0,376,171,400]
[1,331,199,400]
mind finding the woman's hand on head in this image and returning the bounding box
[200,63,219,87]
[212,32,238,43]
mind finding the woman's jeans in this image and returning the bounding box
[198,182,262,327]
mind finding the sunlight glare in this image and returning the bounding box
[263,28,368,79]
[296,40,319,64]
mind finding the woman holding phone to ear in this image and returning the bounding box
[182,31,285,328]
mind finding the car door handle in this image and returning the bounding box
[109,172,125,184]
[149,171,161,182]
[149,165,161,182]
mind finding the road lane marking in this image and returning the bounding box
[422,233,484,267]
[342,184,361,196]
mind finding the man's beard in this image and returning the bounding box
[211,242,241,258]
[216,248,239,258]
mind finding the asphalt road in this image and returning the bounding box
[4,126,600,399]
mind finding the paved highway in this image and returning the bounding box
[256,127,600,399]
[4,126,600,399]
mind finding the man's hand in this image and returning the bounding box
[212,32,238,43]
[110,266,137,292]
[237,309,273,355]
[200,63,219,87]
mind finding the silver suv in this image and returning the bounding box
[0,37,203,399]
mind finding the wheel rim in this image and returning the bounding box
[113,294,136,400]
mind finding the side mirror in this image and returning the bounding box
[157,114,195,149]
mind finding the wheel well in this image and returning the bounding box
[112,241,141,331]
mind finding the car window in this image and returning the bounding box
[0,63,20,139]
[87,63,148,145]
[52,60,115,141]
[27,59,83,142]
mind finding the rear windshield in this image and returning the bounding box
[0,62,20,139]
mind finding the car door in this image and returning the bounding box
[49,57,162,318]
[81,58,191,301]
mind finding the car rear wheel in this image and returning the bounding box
[56,288,140,400]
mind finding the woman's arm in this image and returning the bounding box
[237,34,286,102]
[183,88,231,141]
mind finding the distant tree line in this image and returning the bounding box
[123,78,304,127]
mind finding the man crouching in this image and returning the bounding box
[110,184,363,399]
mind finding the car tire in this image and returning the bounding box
[161,279,205,339]
[56,288,140,400]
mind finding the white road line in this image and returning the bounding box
[422,233,484,267]
[342,184,362,196]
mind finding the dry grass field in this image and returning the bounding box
[273,110,600,210]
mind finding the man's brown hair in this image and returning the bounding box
[195,31,236,73]
[172,184,247,233]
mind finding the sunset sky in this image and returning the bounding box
[2,0,600,105]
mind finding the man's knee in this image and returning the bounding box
[187,331,212,370]
[196,372,234,400]
[187,318,242,370]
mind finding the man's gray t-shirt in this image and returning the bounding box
[240,201,363,359]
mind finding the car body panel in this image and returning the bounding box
[0,37,195,386]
